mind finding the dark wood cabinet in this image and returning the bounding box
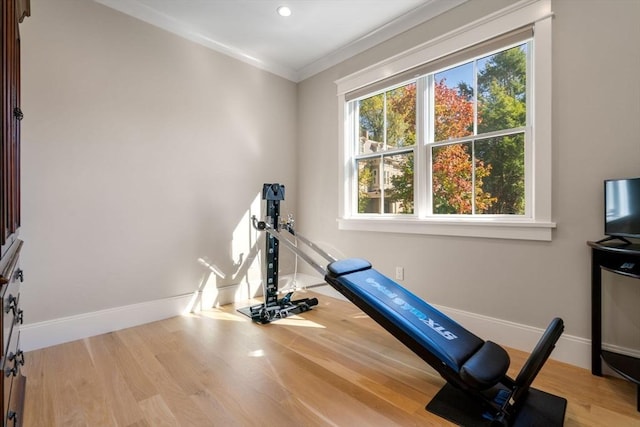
[589,240,640,412]
[1,0,29,425]
[0,240,23,427]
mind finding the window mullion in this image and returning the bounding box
[415,77,426,218]
[350,101,359,214]
[381,93,387,213]
[425,74,435,216]
[377,154,383,213]
[383,92,388,150]
[524,39,533,218]
[473,59,478,215]
[473,58,478,136]
[471,139,476,214]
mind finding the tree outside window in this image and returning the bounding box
[357,83,416,214]
[352,42,528,216]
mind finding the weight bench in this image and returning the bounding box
[325,258,567,426]
[246,187,566,425]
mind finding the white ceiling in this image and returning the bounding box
[94,0,466,82]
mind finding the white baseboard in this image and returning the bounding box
[436,304,592,369]
[20,293,194,352]
[308,284,595,370]
[21,284,630,372]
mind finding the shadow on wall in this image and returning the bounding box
[185,191,264,312]
[185,189,301,312]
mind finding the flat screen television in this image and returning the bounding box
[604,177,640,242]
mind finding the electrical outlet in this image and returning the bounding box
[395,267,404,281]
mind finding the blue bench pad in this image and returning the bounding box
[327,258,510,389]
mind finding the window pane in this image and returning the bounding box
[434,63,474,142]
[432,143,473,214]
[475,133,525,214]
[477,44,527,133]
[358,93,383,154]
[383,152,414,214]
[357,158,380,213]
[386,83,416,148]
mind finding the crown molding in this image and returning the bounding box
[94,0,466,82]
[295,0,467,82]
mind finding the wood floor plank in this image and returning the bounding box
[138,394,179,427]
[124,420,152,427]
[84,333,147,426]
[46,340,116,426]
[23,292,640,426]
[92,332,159,402]
[21,347,55,427]
[114,327,214,426]
[189,388,245,427]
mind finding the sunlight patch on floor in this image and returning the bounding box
[196,310,248,322]
[247,349,265,358]
[268,315,326,329]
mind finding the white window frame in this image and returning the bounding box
[336,0,554,241]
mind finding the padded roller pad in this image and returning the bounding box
[460,341,510,390]
[327,258,372,276]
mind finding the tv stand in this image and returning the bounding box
[596,235,633,245]
[588,240,640,411]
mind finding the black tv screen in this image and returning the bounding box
[605,177,640,239]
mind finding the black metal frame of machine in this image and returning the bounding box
[237,183,332,323]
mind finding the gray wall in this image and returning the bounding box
[297,0,640,349]
[20,0,299,323]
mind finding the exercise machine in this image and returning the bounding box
[237,183,320,323]
[244,183,566,426]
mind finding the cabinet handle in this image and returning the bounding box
[5,294,17,315]
[5,350,23,377]
[15,350,24,366]
[14,268,23,282]
[5,363,17,377]
[16,309,23,325]
[13,107,23,121]
[7,410,17,426]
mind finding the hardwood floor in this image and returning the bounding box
[23,292,640,426]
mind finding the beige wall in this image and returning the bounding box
[297,0,640,351]
[20,0,298,323]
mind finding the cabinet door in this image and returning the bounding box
[1,0,29,250]
[1,280,19,356]
[3,333,25,427]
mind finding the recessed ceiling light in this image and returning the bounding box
[277,6,292,17]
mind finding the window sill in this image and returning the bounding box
[337,217,556,241]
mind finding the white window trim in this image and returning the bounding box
[336,0,554,241]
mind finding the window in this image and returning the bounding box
[337,0,554,240]
[357,82,416,214]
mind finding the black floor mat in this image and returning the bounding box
[426,383,567,426]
